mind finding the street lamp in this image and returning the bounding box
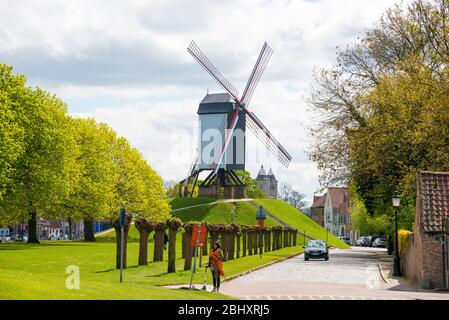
[392,191,402,277]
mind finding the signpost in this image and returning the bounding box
[189,224,207,289]
[256,206,266,259]
[119,206,126,283]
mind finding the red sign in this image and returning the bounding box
[191,225,207,248]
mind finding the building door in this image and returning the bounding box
[340,226,345,237]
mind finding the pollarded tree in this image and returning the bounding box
[241,225,249,257]
[167,218,182,273]
[153,221,167,262]
[113,214,133,269]
[183,223,195,271]
[135,218,154,265]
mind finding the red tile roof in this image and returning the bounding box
[418,171,449,233]
[311,195,326,208]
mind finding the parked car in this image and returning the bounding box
[356,236,368,246]
[372,238,387,248]
[304,240,329,261]
[338,237,351,246]
[369,235,382,247]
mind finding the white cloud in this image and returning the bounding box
[0,0,410,202]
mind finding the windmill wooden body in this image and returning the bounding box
[180,41,292,199]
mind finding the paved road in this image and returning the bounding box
[220,247,449,300]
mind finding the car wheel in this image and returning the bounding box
[325,256,329,261]
[305,256,309,261]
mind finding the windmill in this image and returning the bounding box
[180,41,292,199]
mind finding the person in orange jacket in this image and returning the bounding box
[208,241,224,292]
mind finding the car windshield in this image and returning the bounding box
[307,241,325,248]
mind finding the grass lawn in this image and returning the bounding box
[0,237,303,300]
[172,201,279,227]
[253,199,350,249]
[169,197,216,210]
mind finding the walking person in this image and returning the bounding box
[208,242,224,292]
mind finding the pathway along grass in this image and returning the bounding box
[0,239,303,300]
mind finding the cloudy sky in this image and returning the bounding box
[0,0,404,203]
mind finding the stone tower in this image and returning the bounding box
[255,165,278,198]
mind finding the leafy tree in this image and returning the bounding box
[309,0,449,220]
[278,183,307,210]
[235,170,266,199]
[0,65,26,204]
[0,79,76,243]
[60,118,115,242]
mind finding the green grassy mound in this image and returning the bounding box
[253,199,350,249]
[169,197,216,210]
[172,201,279,227]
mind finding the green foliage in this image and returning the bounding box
[309,0,449,221]
[234,170,266,198]
[0,73,77,225]
[0,64,169,228]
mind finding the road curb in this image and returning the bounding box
[223,250,304,283]
[377,264,390,283]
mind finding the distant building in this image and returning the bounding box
[255,165,278,199]
[310,195,326,227]
[310,187,357,244]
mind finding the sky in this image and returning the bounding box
[0,0,404,204]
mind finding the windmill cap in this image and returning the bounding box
[197,93,238,115]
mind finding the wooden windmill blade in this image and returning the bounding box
[243,108,292,168]
[240,42,273,108]
[187,41,240,103]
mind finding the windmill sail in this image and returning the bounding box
[187,41,240,103]
[243,108,292,168]
[241,43,273,108]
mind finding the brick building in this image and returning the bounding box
[310,187,357,244]
[310,195,326,227]
[403,171,449,289]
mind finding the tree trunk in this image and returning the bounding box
[222,232,228,262]
[248,232,253,256]
[242,232,247,257]
[135,219,152,266]
[293,230,297,246]
[253,231,258,255]
[182,232,187,259]
[228,232,235,261]
[236,234,241,259]
[84,219,96,242]
[153,230,165,262]
[202,229,208,256]
[113,216,132,269]
[284,230,288,247]
[27,212,39,243]
[167,227,178,273]
[268,230,272,252]
[184,230,193,271]
[68,217,73,240]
